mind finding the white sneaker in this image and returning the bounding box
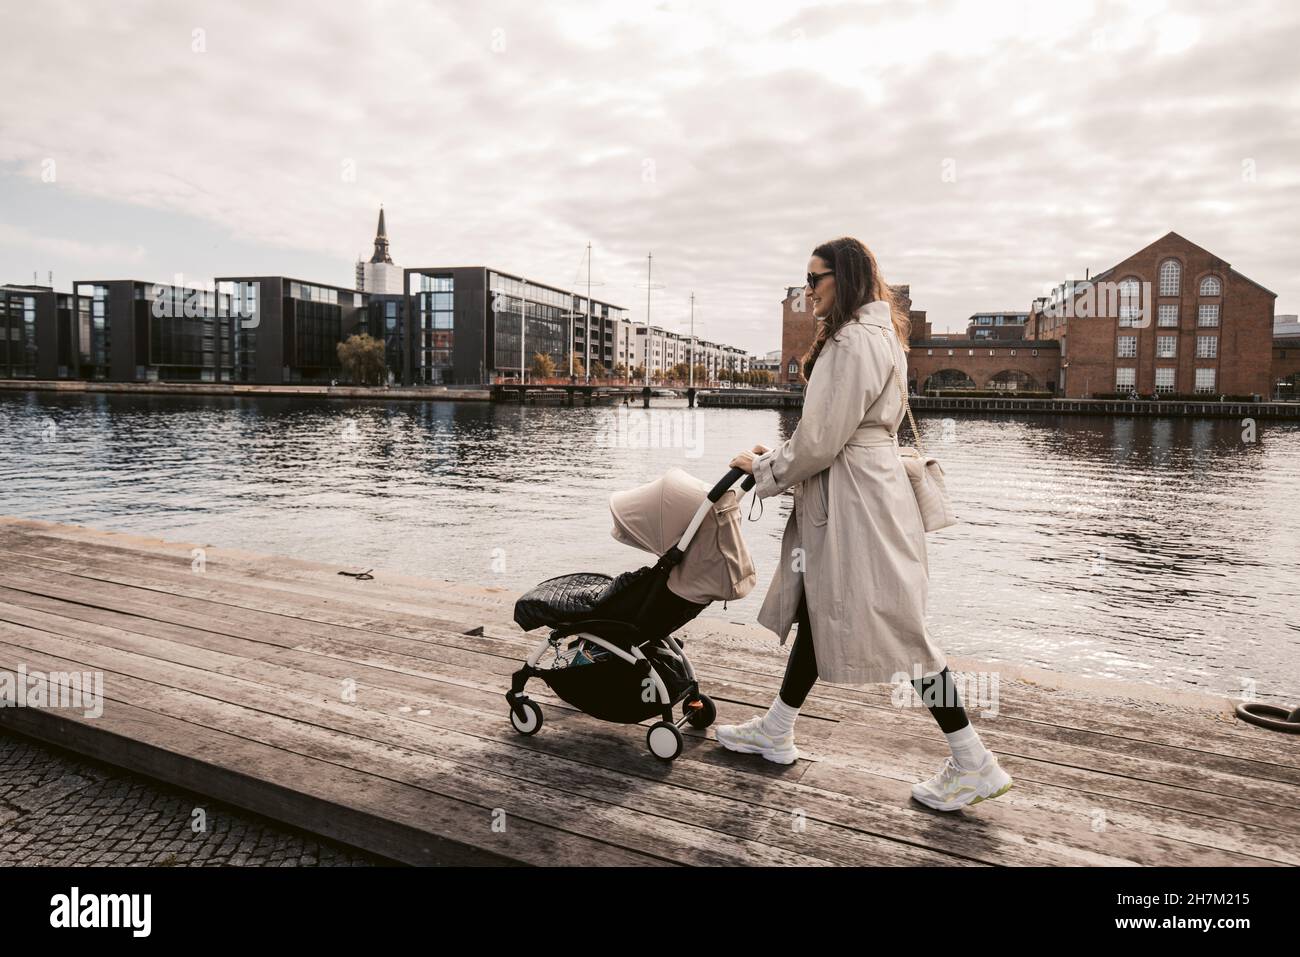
[911,752,1013,811]
[714,715,799,765]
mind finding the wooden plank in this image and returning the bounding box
[0,626,870,866]
[2,517,1296,867]
[0,634,710,866]
[5,589,1277,867]
[3,553,1294,835]
[0,645,651,866]
[7,523,1293,776]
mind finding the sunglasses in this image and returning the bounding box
[805,270,834,289]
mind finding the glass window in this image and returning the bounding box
[1159,259,1181,296]
[1115,367,1136,389]
[1196,335,1217,358]
[1117,336,1137,358]
[1199,276,1221,296]
[1158,304,1178,326]
[1156,336,1177,358]
[1194,368,1216,393]
[1155,367,1176,393]
[1118,278,1142,325]
[1198,304,1219,326]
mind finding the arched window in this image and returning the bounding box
[1118,277,1141,325]
[1199,275,1222,296]
[1159,259,1182,296]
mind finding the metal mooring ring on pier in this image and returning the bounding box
[1234,701,1300,733]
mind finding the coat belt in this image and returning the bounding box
[845,424,898,447]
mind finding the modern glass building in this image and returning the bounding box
[0,285,73,378]
[365,293,405,383]
[403,266,629,385]
[72,280,232,382]
[214,276,368,384]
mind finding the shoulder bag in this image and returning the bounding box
[878,327,958,532]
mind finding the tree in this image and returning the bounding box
[590,359,606,379]
[336,333,387,386]
[668,362,689,382]
[572,356,586,379]
[530,351,556,378]
[613,362,627,380]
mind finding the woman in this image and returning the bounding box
[719,236,1012,813]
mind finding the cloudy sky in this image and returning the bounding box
[2,0,1297,354]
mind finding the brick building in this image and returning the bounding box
[906,340,1060,393]
[1024,232,1276,398]
[779,283,926,389]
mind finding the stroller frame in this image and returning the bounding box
[506,466,755,761]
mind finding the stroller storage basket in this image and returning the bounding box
[540,639,693,724]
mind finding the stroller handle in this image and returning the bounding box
[707,466,756,503]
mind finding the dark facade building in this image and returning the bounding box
[0,284,76,379]
[365,293,406,382]
[402,266,628,385]
[966,312,1028,340]
[214,277,368,384]
[1273,315,1300,400]
[72,280,233,382]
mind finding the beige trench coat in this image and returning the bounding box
[751,299,948,685]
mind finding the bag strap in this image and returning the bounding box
[878,326,925,456]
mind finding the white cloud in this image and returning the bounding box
[0,223,147,266]
[0,0,1297,349]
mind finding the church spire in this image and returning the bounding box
[369,204,392,264]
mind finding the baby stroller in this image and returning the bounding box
[506,465,758,761]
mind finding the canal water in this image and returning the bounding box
[2,391,1297,701]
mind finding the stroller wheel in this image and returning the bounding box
[509,699,543,735]
[682,693,717,730]
[647,721,683,761]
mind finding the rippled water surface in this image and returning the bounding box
[2,391,1297,701]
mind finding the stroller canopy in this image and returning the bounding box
[609,467,757,605]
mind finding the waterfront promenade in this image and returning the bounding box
[7,379,1299,417]
[0,379,492,403]
[0,517,1294,866]
[700,390,1300,418]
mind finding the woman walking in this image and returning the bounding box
[718,236,1012,812]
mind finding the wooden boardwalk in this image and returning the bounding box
[0,517,1295,866]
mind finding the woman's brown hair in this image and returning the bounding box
[799,236,910,381]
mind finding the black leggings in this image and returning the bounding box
[778,590,970,733]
